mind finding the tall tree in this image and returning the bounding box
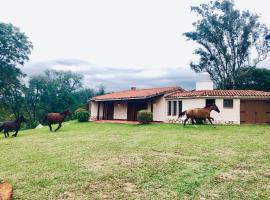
[184,0,270,89]
[0,23,33,117]
[0,23,33,92]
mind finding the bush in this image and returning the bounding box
[137,110,153,124]
[77,111,89,122]
[75,108,87,117]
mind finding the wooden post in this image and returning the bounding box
[97,102,100,120]
[151,98,153,113]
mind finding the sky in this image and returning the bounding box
[1,0,270,91]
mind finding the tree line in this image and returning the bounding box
[0,23,105,128]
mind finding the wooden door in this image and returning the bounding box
[240,100,270,124]
[103,102,114,120]
[127,102,148,121]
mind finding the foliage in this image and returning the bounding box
[0,23,32,118]
[75,108,87,115]
[74,108,87,119]
[225,66,270,91]
[0,23,32,94]
[184,0,270,89]
[137,110,153,124]
[76,111,89,122]
[96,84,106,96]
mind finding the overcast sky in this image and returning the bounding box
[1,0,270,91]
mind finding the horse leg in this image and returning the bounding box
[183,117,189,126]
[54,122,62,132]
[12,129,18,137]
[207,117,216,128]
[191,118,198,128]
[48,122,53,132]
[4,130,8,138]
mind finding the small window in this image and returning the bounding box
[206,99,215,107]
[224,99,233,108]
[173,101,177,116]
[167,101,172,116]
[178,101,182,115]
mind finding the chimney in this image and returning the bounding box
[195,72,214,90]
[131,87,136,90]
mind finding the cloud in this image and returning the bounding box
[22,59,196,91]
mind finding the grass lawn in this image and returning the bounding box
[0,122,269,200]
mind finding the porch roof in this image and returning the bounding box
[91,86,184,101]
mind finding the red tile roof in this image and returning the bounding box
[92,86,184,101]
[166,90,270,98]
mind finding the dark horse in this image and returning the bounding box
[0,115,26,138]
[47,110,72,132]
[179,104,220,126]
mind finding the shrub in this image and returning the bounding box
[137,110,153,124]
[75,108,87,116]
[77,111,89,122]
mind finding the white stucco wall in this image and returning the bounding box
[113,102,127,120]
[152,96,166,121]
[166,98,240,124]
[89,101,104,121]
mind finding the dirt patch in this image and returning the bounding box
[0,181,13,200]
[118,154,144,167]
[87,179,145,199]
[215,169,256,182]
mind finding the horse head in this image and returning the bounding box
[19,115,26,122]
[62,110,72,117]
[211,104,220,113]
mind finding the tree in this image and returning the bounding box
[184,0,270,89]
[232,67,270,91]
[0,23,32,119]
[29,70,83,113]
[0,23,33,93]
[96,84,106,95]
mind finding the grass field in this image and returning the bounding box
[0,122,269,200]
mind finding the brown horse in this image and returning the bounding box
[179,104,220,126]
[47,110,72,132]
[0,115,26,138]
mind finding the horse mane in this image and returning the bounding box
[60,111,67,115]
[204,104,214,108]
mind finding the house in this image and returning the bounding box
[89,74,270,124]
[89,86,185,122]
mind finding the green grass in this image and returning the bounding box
[0,122,269,199]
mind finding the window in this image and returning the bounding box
[173,101,177,116]
[178,101,182,115]
[206,99,215,107]
[223,99,233,108]
[167,101,172,115]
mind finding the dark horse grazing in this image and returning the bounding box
[0,115,25,138]
[47,110,72,132]
[179,104,220,126]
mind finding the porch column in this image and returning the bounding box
[150,98,153,113]
[97,102,100,120]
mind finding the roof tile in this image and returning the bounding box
[92,86,184,101]
[166,90,270,98]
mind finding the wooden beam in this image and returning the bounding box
[151,98,153,113]
[97,102,100,120]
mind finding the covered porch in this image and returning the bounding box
[90,98,154,121]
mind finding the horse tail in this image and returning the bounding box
[179,110,187,118]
